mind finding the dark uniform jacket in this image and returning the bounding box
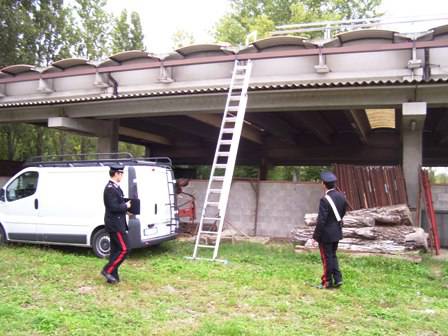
[104,180,128,233]
[313,189,347,243]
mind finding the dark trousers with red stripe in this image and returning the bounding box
[103,231,129,280]
[319,242,342,287]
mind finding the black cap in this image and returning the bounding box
[109,165,124,174]
[320,171,337,183]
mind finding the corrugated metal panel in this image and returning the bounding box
[422,210,448,248]
[1,77,448,108]
[1,64,36,76]
[175,44,234,57]
[108,50,158,63]
[52,58,91,70]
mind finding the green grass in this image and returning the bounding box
[0,241,447,336]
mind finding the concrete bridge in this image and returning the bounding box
[1,26,448,210]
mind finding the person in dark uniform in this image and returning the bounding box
[313,171,347,289]
[101,165,131,284]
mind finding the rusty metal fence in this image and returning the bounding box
[334,164,408,210]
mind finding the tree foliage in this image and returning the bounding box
[0,1,146,162]
[71,0,112,60]
[0,0,73,67]
[172,29,195,49]
[111,9,145,53]
[214,0,382,45]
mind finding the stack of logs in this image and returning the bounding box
[292,204,429,253]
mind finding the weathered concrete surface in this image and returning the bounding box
[181,180,448,238]
[181,179,322,238]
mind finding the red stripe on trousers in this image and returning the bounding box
[319,245,328,284]
[107,232,127,274]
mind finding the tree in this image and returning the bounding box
[32,0,74,66]
[72,0,111,60]
[214,0,382,45]
[172,29,195,49]
[0,1,32,67]
[130,12,145,50]
[0,0,75,161]
[267,166,330,181]
[111,10,145,53]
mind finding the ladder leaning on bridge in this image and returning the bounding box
[186,59,253,263]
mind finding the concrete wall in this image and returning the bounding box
[180,180,448,238]
[180,179,322,238]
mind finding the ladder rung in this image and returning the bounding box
[203,216,220,221]
[190,60,252,263]
[200,231,218,235]
[185,256,228,264]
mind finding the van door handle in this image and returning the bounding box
[34,198,38,209]
[154,203,157,214]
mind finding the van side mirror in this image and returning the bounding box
[0,189,4,202]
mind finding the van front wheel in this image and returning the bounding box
[92,229,110,258]
[0,225,6,245]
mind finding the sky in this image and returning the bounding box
[106,0,230,54]
[106,0,448,54]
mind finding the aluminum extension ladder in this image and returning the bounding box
[166,168,179,234]
[187,59,253,263]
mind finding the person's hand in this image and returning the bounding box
[126,200,131,209]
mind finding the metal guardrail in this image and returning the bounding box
[272,14,448,39]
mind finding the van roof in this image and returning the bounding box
[23,157,172,169]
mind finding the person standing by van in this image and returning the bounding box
[101,165,131,284]
[312,171,346,289]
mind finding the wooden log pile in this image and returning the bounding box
[293,204,429,254]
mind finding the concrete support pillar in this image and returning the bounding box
[97,120,119,154]
[48,116,120,157]
[401,102,427,212]
[259,158,269,181]
[144,145,151,157]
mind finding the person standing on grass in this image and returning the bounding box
[101,165,131,284]
[312,171,346,289]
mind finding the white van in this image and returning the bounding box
[0,157,179,258]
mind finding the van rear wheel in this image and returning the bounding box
[92,229,110,258]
